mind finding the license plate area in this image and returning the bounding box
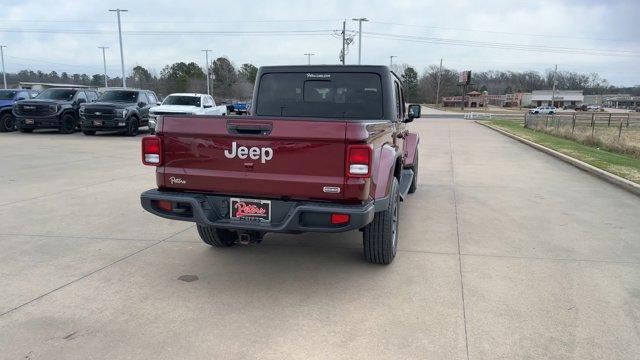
[93,120,102,126]
[229,198,271,223]
[25,119,34,124]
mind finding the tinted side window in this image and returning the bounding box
[394,82,402,120]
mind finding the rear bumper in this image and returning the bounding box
[140,189,378,233]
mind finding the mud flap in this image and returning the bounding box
[398,169,414,201]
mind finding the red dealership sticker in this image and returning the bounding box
[229,198,271,222]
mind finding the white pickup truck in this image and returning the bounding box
[149,93,227,133]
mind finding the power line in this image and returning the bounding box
[369,20,638,44]
[363,32,640,58]
[0,18,342,24]
[0,28,336,36]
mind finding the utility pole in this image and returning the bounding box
[109,9,128,88]
[435,58,443,107]
[98,47,109,88]
[341,20,346,65]
[550,64,557,107]
[389,55,396,67]
[202,49,212,95]
[0,45,6,89]
[304,53,315,65]
[352,18,368,65]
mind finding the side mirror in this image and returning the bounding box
[76,98,86,105]
[17,97,25,101]
[138,102,147,108]
[203,104,212,108]
[156,102,162,106]
[407,104,421,122]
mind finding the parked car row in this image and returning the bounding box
[1,88,231,136]
[0,89,38,132]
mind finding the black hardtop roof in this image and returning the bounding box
[259,65,390,74]
[258,65,403,84]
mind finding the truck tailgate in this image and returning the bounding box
[159,116,347,201]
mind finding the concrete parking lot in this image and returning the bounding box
[1,119,639,359]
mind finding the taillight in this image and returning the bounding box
[142,136,162,166]
[347,144,372,177]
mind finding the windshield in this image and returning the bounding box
[99,90,139,103]
[0,90,18,100]
[36,89,76,101]
[255,72,383,119]
[163,96,201,107]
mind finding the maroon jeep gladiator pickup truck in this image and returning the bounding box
[140,65,421,264]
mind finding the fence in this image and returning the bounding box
[524,112,640,157]
[463,112,523,120]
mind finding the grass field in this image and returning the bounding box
[486,119,640,184]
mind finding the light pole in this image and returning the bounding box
[551,64,557,107]
[0,45,6,89]
[352,18,368,65]
[109,9,128,88]
[389,55,396,67]
[304,53,315,65]
[98,46,109,88]
[435,58,443,107]
[202,49,212,95]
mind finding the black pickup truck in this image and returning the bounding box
[14,88,99,133]
[80,89,159,136]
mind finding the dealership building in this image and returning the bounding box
[520,90,584,108]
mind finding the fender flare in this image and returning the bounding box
[373,144,402,201]
[403,132,420,168]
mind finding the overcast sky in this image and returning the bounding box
[1,0,639,86]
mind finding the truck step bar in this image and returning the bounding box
[398,169,414,201]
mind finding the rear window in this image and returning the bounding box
[255,72,383,119]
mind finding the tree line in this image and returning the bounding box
[5,57,258,100]
[397,64,639,104]
[4,58,638,103]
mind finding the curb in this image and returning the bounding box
[476,121,640,197]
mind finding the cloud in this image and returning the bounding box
[1,0,638,86]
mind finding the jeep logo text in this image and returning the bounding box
[224,141,274,163]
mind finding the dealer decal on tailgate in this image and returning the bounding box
[230,198,271,222]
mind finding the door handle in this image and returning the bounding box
[227,123,272,136]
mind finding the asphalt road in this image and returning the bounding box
[1,119,639,359]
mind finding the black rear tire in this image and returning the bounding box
[363,178,400,264]
[408,152,418,194]
[0,112,14,132]
[126,118,139,136]
[59,113,76,134]
[197,225,238,247]
[82,130,96,136]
